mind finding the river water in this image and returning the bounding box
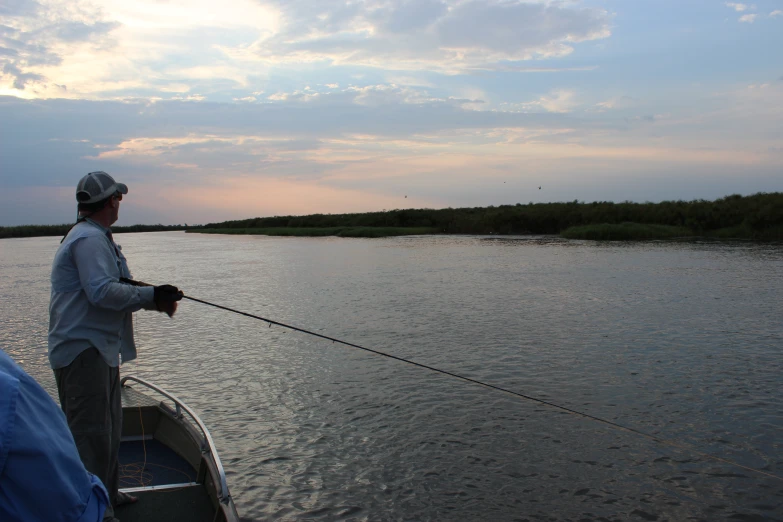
[1,232,782,521]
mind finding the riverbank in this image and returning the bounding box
[0,223,187,239]
[560,223,782,241]
[192,226,440,238]
[194,223,781,241]
[197,192,783,240]
[560,223,691,240]
[3,223,781,241]
[3,193,781,240]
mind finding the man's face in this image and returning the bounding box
[110,192,122,224]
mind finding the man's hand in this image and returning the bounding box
[157,301,178,317]
[154,284,183,318]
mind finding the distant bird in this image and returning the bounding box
[404,195,407,198]
[538,186,541,190]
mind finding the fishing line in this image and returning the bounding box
[123,278,781,482]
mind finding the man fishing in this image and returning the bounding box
[48,171,183,522]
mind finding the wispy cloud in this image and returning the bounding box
[725,2,751,12]
[593,96,638,112]
[770,10,783,17]
[235,0,613,76]
[385,76,435,88]
[522,89,580,114]
[466,64,599,73]
[724,2,764,23]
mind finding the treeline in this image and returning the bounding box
[199,193,783,239]
[0,224,189,239]
[3,193,782,240]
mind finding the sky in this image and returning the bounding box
[0,0,781,226]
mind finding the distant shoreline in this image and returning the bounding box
[2,193,781,241]
[0,224,188,240]
[189,223,777,240]
[191,226,440,238]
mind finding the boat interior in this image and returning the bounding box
[117,376,239,522]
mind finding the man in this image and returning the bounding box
[0,348,110,522]
[48,171,183,522]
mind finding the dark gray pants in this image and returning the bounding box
[54,347,121,519]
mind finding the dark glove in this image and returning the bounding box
[154,284,183,303]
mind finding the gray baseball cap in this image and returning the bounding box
[75,171,128,204]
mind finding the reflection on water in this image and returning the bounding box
[1,233,782,521]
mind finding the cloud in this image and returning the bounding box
[537,90,579,113]
[6,79,780,180]
[385,76,434,88]
[770,10,783,17]
[739,13,757,23]
[466,64,599,73]
[1,0,41,17]
[0,85,616,215]
[514,89,579,114]
[725,2,750,12]
[0,0,278,99]
[247,0,611,73]
[2,77,782,226]
[0,1,120,94]
[1,0,611,100]
[3,62,46,90]
[380,0,449,33]
[593,96,638,112]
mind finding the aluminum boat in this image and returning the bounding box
[117,376,239,522]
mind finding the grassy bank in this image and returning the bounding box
[703,224,783,241]
[201,192,783,239]
[561,222,783,241]
[560,223,693,240]
[0,223,188,239]
[192,226,441,238]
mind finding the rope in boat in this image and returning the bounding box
[122,278,782,482]
[118,405,194,488]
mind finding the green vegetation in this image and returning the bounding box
[703,224,783,241]
[3,193,782,241]
[196,226,440,237]
[0,224,188,239]
[192,192,783,241]
[561,223,692,240]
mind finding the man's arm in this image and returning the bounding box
[71,236,155,313]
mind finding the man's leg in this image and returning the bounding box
[108,364,123,507]
[110,366,137,507]
[54,347,119,520]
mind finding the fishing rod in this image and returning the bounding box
[122,277,781,482]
